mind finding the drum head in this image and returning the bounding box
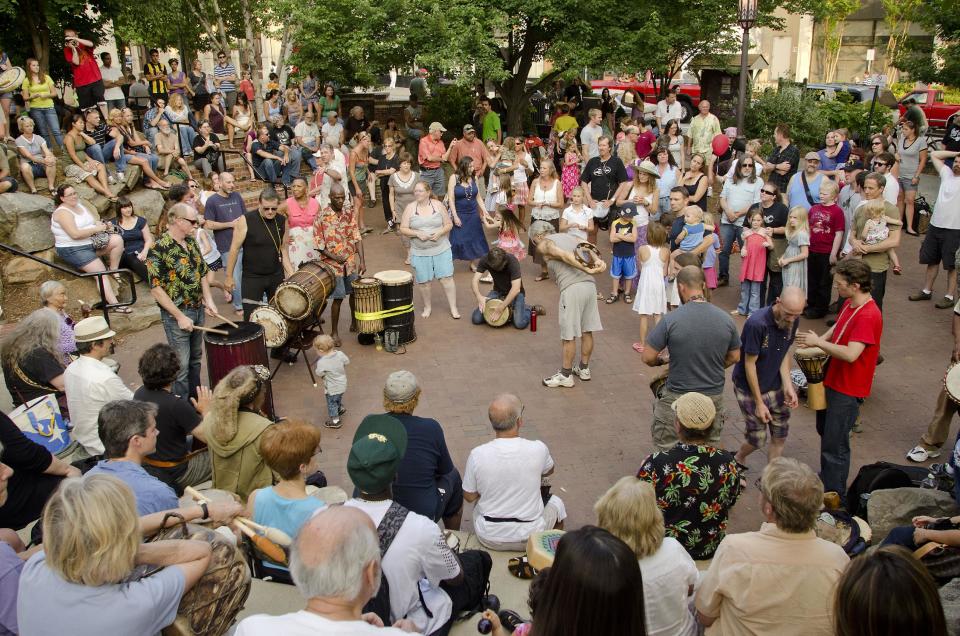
[795,346,827,359]
[353,277,382,290]
[275,283,309,320]
[0,67,24,93]
[375,269,413,285]
[945,364,960,404]
[250,307,288,348]
[483,298,510,327]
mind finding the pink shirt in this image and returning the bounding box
[285,196,320,229]
[418,136,446,169]
[739,232,769,282]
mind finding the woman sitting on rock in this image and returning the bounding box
[62,113,116,201]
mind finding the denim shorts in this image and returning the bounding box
[898,176,918,192]
[411,249,454,283]
[330,273,358,299]
[21,162,45,178]
[56,244,99,268]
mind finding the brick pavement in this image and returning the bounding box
[107,194,959,537]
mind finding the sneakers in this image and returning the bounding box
[543,370,575,388]
[907,445,941,463]
[324,418,342,429]
[479,273,493,283]
[909,290,932,301]
[116,171,125,181]
[572,365,591,381]
[531,304,546,316]
[936,296,956,309]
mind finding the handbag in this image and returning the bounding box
[90,230,113,250]
[8,393,77,457]
[915,541,960,585]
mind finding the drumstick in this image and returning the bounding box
[184,485,209,504]
[236,517,293,547]
[233,521,288,564]
[192,325,230,336]
[214,313,240,328]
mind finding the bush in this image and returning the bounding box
[423,84,476,139]
[815,95,877,143]
[744,87,829,152]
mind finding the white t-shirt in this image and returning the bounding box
[314,350,349,395]
[932,165,960,230]
[561,205,591,241]
[580,123,602,160]
[638,538,699,636]
[100,65,124,101]
[656,99,684,124]
[294,121,320,150]
[719,178,762,225]
[343,499,459,635]
[235,611,411,635]
[462,437,555,547]
[322,121,345,148]
[882,173,900,206]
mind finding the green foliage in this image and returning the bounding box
[744,88,829,152]
[893,0,960,87]
[423,84,476,136]
[815,95,876,137]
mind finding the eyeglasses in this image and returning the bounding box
[741,162,754,168]
[261,206,279,212]
[871,141,883,145]
[63,191,78,197]
[761,189,776,195]
[178,216,199,226]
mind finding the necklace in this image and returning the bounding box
[462,179,474,201]
[686,294,706,303]
[260,213,283,263]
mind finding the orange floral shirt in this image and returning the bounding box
[314,205,360,276]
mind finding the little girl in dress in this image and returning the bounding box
[561,136,581,199]
[854,199,901,273]
[484,206,527,260]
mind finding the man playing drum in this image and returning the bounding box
[529,221,605,388]
[732,287,806,467]
[314,183,362,347]
[470,246,545,330]
[797,260,883,504]
[224,187,294,321]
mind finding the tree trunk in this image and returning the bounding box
[276,24,294,87]
[20,0,51,73]
[241,0,265,119]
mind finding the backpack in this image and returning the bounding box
[847,461,929,518]
[362,501,410,625]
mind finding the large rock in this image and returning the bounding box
[940,578,960,636]
[74,183,112,215]
[127,189,166,228]
[867,487,960,543]
[123,165,143,191]
[3,256,51,284]
[0,192,56,252]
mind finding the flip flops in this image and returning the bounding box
[507,555,537,579]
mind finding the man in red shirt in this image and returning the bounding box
[797,259,882,503]
[446,124,488,197]
[63,28,104,110]
[418,122,450,197]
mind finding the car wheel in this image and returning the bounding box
[678,99,693,124]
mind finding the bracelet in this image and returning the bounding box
[199,501,209,520]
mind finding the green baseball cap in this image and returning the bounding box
[347,415,408,494]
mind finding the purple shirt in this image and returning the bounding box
[0,542,23,635]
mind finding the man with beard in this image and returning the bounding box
[315,184,362,347]
[732,287,806,466]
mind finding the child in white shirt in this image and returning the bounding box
[313,334,350,429]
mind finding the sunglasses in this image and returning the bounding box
[871,141,883,145]
[761,189,776,195]
[261,206,279,212]
[741,163,754,168]
[178,216,199,226]
[874,162,888,167]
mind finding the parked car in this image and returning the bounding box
[898,89,960,131]
[804,83,898,108]
[590,79,701,123]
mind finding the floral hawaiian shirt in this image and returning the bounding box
[147,233,209,308]
[313,205,360,276]
[638,443,744,560]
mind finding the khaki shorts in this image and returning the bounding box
[558,281,602,340]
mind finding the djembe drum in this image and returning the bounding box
[943,363,960,404]
[202,322,275,420]
[0,67,25,93]
[352,277,384,334]
[527,530,565,571]
[374,270,416,344]
[275,261,335,321]
[249,305,297,348]
[794,347,830,410]
[482,298,511,327]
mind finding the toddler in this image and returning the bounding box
[607,205,638,303]
[313,334,350,428]
[701,213,722,290]
[854,199,901,273]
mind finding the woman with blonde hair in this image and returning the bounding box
[17,474,212,634]
[202,365,275,500]
[596,476,698,636]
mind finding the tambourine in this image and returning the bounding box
[574,242,603,268]
[482,298,511,327]
[0,67,24,93]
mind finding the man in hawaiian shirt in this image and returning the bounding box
[315,183,362,347]
[147,203,220,400]
[638,392,745,560]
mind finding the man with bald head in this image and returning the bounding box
[732,287,806,466]
[463,394,566,551]
[234,506,418,634]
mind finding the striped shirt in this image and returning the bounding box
[214,62,237,92]
[143,61,168,96]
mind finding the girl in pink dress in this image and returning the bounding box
[484,206,527,260]
[561,136,581,199]
[734,210,773,316]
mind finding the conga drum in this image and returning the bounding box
[943,363,960,404]
[352,277,384,334]
[374,270,416,344]
[203,322,276,420]
[527,530,565,571]
[794,347,830,410]
[275,261,336,321]
[482,298,511,327]
[249,306,296,348]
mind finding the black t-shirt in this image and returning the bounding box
[192,133,221,160]
[748,200,789,229]
[270,124,295,148]
[251,139,281,167]
[345,117,369,143]
[3,349,64,406]
[388,413,456,520]
[477,252,524,296]
[134,386,201,481]
[943,122,960,153]
[580,156,628,202]
[377,152,400,179]
[0,412,60,530]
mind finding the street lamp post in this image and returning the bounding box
[736,0,758,135]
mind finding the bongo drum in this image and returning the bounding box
[275,261,336,321]
[249,306,296,348]
[574,242,603,268]
[0,67,24,93]
[374,270,416,344]
[351,277,384,334]
[482,298,511,327]
[203,322,275,420]
[943,363,960,404]
[527,530,565,571]
[794,347,829,411]
[148,518,251,636]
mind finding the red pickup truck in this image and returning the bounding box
[590,80,701,122]
[898,89,960,130]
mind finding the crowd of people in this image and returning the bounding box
[3,33,960,636]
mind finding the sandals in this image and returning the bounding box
[110,306,132,315]
[508,555,538,579]
[632,342,645,353]
[624,293,633,303]
[893,265,903,275]
[534,273,549,282]
[605,292,620,304]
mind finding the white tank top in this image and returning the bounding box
[51,204,97,248]
[531,179,561,220]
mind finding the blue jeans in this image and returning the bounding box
[325,392,343,420]
[816,387,862,500]
[738,280,762,315]
[221,250,242,311]
[881,526,919,550]
[256,155,301,185]
[29,107,64,148]
[718,223,742,280]
[300,147,317,171]
[471,290,531,329]
[160,305,204,399]
[84,139,124,166]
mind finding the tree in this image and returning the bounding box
[813,0,860,82]
[893,0,959,87]
[881,0,922,84]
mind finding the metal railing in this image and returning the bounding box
[0,242,136,325]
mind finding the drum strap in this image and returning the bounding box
[832,299,873,344]
[143,448,207,469]
[354,304,414,320]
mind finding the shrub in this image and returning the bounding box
[423,84,476,140]
[744,87,829,152]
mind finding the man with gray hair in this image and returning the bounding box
[696,457,848,635]
[463,394,566,551]
[86,400,179,515]
[235,506,417,634]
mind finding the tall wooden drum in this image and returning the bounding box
[352,277,384,334]
[275,261,335,321]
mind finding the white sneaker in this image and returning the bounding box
[107,175,116,185]
[116,171,125,181]
[572,365,591,381]
[543,371,575,388]
[907,445,941,463]
[480,273,493,283]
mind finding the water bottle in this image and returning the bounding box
[530,308,537,332]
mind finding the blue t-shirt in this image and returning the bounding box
[252,487,325,569]
[86,460,179,516]
[388,413,456,520]
[110,216,147,255]
[787,172,824,212]
[731,306,800,393]
[611,219,636,258]
[203,191,247,253]
[0,542,22,635]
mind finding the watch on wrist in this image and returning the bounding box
[199,501,209,520]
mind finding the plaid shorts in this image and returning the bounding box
[734,384,791,447]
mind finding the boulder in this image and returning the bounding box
[123,165,143,191]
[74,183,112,215]
[108,297,160,334]
[940,577,960,636]
[867,487,960,544]
[3,256,51,284]
[0,192,56,252]
[126,189,166,229]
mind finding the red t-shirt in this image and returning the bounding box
[808,202,845,254]
[824,298,883,398]
[63,43,101,87]
[635,130,657,160]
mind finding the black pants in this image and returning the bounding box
[380,175,393,222]
[119,251,149,283]
[807,252,832,316]
[764,269,783,306]
[870,271,887,312]
[432,550,492,636]
[242,271,284,320]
